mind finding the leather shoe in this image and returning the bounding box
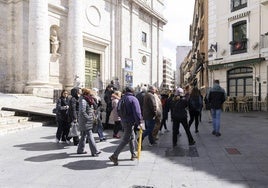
[189,141,196,146]
[215,132,221,137]
[130,153,138,161]
[109,155,118,166]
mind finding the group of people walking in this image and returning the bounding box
[55,79,226,166]
[55,87,104,156]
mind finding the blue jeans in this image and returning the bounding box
[142,119,156,144]
[77,129,99,155]
[211,109,222,133]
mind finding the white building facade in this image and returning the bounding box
[0,0,166,97]
[208,0,268,103]
[162,57,174,90]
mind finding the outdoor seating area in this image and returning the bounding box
[223,96,267,112]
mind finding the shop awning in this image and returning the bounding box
[207,57,265,70]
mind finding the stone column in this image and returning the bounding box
[26,0,50,93]
[66,0,84,89]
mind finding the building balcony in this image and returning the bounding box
[229,39,247,55]
[261,33,268,57]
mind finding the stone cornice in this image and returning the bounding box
[48,3,68,16]
[131,0,167,24]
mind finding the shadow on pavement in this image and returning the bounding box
[14,142,66,151]
[63,160,134,170]
[24,152,91,162]
[40,135,55,140]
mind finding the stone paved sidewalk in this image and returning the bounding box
[0,93,268,188]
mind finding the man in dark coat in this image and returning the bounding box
[171,88,195,147]
[207,80,226,137]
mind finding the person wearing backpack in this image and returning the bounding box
[188,87,203,133]
[171,88,195,147]
[109,86,142,166]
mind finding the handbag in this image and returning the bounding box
[92,112,98,133]
[68,121,80,137]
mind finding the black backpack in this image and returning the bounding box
[189,96,203,111]
[117,96,129,118]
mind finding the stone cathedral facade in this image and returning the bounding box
[0,0,166,97]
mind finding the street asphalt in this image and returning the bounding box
[0,94,268,188]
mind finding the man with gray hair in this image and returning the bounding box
[141,85,157,146]
[135,84,147,114]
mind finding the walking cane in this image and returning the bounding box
[137,125,143,159]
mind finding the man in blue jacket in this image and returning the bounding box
[109,86,142,166]
[207,80,226,137]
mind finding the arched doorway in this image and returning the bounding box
[227,67,253,97]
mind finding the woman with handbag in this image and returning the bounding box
[55,90,70,143]
[77,88,101,156]
[67,87,81,145]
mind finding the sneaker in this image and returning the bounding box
[55,138,60,143]
[130,153,138,161]
[109,155,118,166]
[189,141,196,146]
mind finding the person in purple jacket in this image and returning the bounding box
[109,86,142,166]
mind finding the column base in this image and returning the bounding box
[25,83,54,98]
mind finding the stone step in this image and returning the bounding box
[0,121,43,136]
[0,115,30,125]
[0,110,15,117]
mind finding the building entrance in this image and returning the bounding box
[85,51,100,88]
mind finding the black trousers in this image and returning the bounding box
[56,120,69,141]
[188,110,200,131]
[172,118,194,145]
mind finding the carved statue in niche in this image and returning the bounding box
[50,27,60,55]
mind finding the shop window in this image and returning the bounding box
[227,67,253,96]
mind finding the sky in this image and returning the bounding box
[162,0,195,66]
